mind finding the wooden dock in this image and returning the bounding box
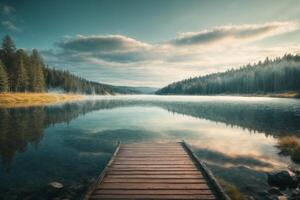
[84,142,230,200]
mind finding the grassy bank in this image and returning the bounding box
[218,179,245,200]
[230,92,299,98]
[268,91,300,98]
[0,93,83,108]
[277,136,300,164]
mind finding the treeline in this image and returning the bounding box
[44,67,112,94]
[156,54,300,95]
[0,35,113,94]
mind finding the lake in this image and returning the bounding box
[0,95,300,199]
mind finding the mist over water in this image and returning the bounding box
[0,95,299,199]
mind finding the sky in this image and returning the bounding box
[0,0,300,87]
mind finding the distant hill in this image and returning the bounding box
[104,85,157,94]
[127,86,158,94]
[156,54,300,96]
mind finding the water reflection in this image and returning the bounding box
[0,102,105,171]
[1,97,300,170]
[0,96,299,199]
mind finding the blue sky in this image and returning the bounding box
[0,0,300,87]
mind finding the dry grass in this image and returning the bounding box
[277,136,300,164]
[278,136,300,148]
[218,179,245,200]
[269,91,300,98]
[0,93,83,108]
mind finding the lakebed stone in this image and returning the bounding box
[49,182,64,190]
[268,187,283,195]
[268,171,298,188]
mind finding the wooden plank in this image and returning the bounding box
[115,157,191,160]
[122,143,181,148]
[90,194,216,200]
[113,162,194,165]
[120,147,182,149]
[107,171,201,175]
[114,160,192,163]
[116,156,189,158]
[109,168,197,171]
[119,150,184,152]
[112,162,192,165]
[98,183,210,190]
[112,165,195,169]
[119,147,183,149]
[116,153,186,156]
[117,154,188,157]
[104,174,203,179]
[93,189,212,195]
[118,152,186,155]
[103,178,207,183]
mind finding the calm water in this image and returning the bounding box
[1,95,300,199]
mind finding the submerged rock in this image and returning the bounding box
[69,182,84,191]
[244,195,256,200]
[268,187,283,196]
[291,188,300,199]
[49,181,64,190]
[277,195,288,200]
[267,171,298,189]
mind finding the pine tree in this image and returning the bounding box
[29,49,45,92]
[0,35,16,91]
[0,60,9,92]
[14,50,29,92]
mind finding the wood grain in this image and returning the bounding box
[86,142,218,200]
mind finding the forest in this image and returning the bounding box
[156,54,300,95]
[0,35,121,94]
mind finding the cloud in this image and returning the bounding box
[52,22,299,65]
[0,4,22,32]
[57,35,151,53]
[41,21,300,87]
[53,34,160,63]
[0,4,15,15]
[1,20,21,32]
[169,22,298,46]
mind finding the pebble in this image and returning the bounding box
[48,181,64,189]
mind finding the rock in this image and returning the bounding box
[258,190,269,196]
[49,181,64,190]
[291,169,300,176]
[267,171,298,188]
[268,187,283,195]
[267,194,280,200]
[244,195,256,200]
[292,188,300,197]
[69,182,84,191]
[277,195,288,200]
[47,181,64,196]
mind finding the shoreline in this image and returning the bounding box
[0,91,298,109]
[226,92,300,99]
[0,93,84,108]
[156,92,300,99]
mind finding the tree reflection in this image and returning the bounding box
[158,101,300,137]
[0,102,103,170]
[0,108,44,170]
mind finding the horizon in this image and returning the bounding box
[1,0,300,87]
